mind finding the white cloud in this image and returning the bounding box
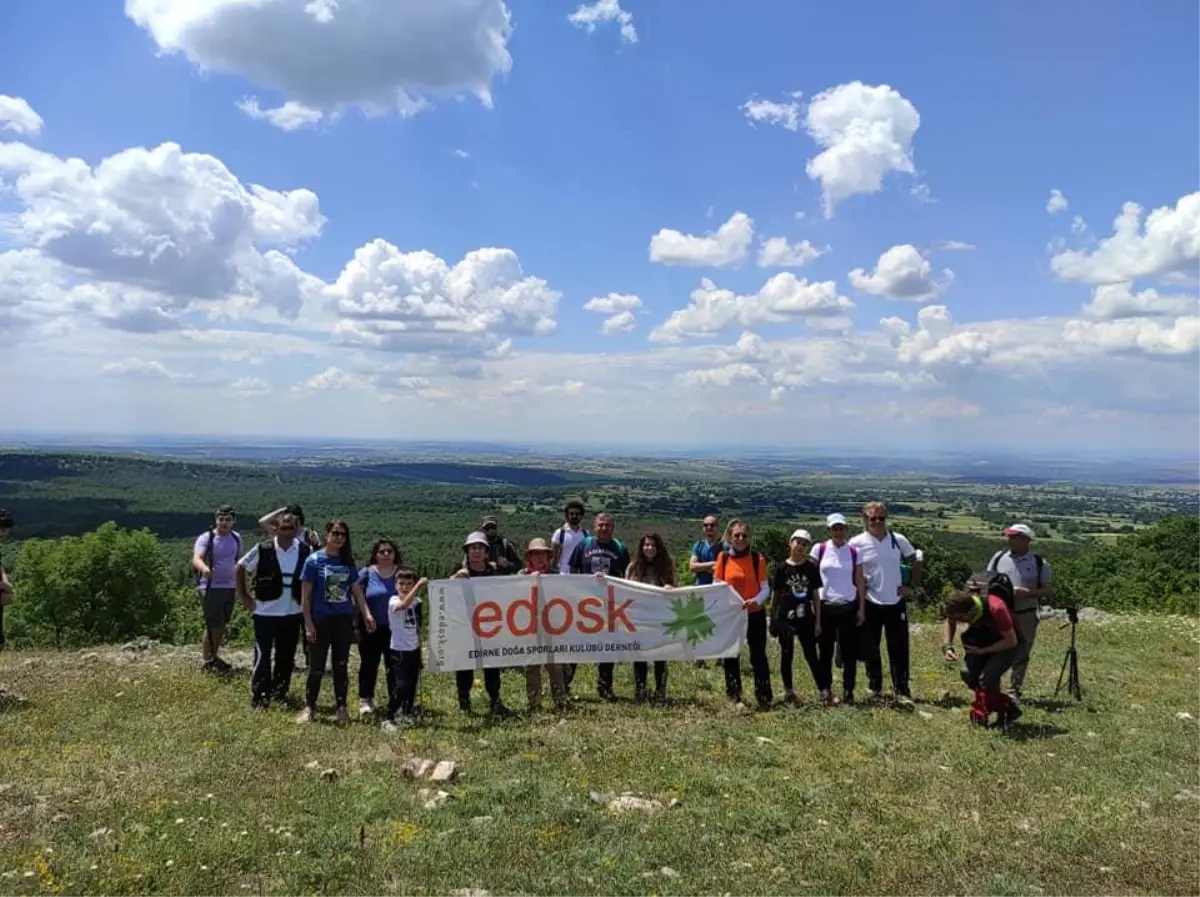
[1082,282,1198,320]
[0,139,326,324]
[849,244,953,302]
[329,240,559,354]
[910,183,935,204]
[583,292,641,314]
[1063,316,1199,357]
[126,0,513,127]
[101,357,191,381]
[600,311,637,335]
[236,97,325,131]
[303,366,371,391]
[678,362,766,387]
[453,149,470,159]
[230,376,271,396]
[936,240,976,251]
[1070,215,1089,237]
[1047,189,1069,214]
[1050,193,1200,285]
[650,274,855,343]
[741,96,801,132]
[757,236,823,268]
[804,82,921,218]
[649,211,753,267]
[0,95,43,136]
[568,0,637,44]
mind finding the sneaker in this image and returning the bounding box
[866,689,883,701]
[358,699,374,718]
[730,699,749,713]
[841,691,855,706]
[380,720,398,734]
[212,657,233,674]
[458,698,474,716]
[200,659,217,673]
[295,707,314,725]
[784,690,802,708]
[895,693,916,711]
[997,703,1023,729]
[818,689,834,707]
[335,706,350,725]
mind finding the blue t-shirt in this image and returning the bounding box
[300,550,359,619]
[691,539,729,586]
[357,566,396,624]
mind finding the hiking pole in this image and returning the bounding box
[1053,605,1083,701]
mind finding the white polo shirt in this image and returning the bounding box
[552,524,589,574]
[850,529,916,606]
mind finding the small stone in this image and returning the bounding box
[660,867,678,879]
[429,761,459,782]
[319,768,338,782]
[607,793,664,813]
[303,760,321,770]
[918,710,934,720]
[404,758,435,779]
[1087,731,1098,738]
[754,736,774,745]
[89,827,112,839]
[419,788,451,810]
[50,813,69,824]
[1175,712,1194,721]
[938,766,952,772]
[1099,866,1114,873]
[449,889,490,897]
[470,816,493,825]
[80,652,99,662]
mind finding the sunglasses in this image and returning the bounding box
[868,516,887,523]
[703,523,717,528]
[731,533,749,540]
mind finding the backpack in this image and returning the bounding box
[715,551,764,589]
[199,529,242,590]
[553,526,590,546]
[987,549,1044,585]
[967,569,1016,610]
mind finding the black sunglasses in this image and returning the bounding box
[868,516,886,523]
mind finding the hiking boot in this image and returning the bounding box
[653,686,667,704]
[200,659,217,673]
[866,689,882,702]
[489,700,513,719]
[783,690,801,708]
[295,707,314,725]
[358,699,374,718]
[597,687,617,703]
[335,706,350,725]
[212,657,233,674]
[818,690,834,707]
[634,685,648,704]
[841,690,855,706]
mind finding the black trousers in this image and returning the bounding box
[251,614,302,706]
[357,624,394,704]
[724,611,772,705]
[633,661,667,693]
[386,649,422,719]
[816,602,859,694]
[597,663,615,697]
[778,613,822,693]
[456,668,501,705]
[306,614,353,711]
[863,600,911,695]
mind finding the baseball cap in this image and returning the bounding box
[463,531,490,548]
[1004,523,1035,539]
[480,515,499,527]
[790,529,813,543]
[826,513,848,527]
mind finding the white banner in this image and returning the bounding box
[426,574,748,673]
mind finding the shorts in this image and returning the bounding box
[200,587,236,628]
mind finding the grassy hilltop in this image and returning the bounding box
[0,615,1197,896]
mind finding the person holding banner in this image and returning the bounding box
[714,520,773,711]
[520,538,569,713]
[452,532,513,718]
[567,513,631,701]
[626,532,677,704]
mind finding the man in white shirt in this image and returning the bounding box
[850,500,922,706]
[235,513,310,708]
[551,499,589,574]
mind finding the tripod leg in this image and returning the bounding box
[1068,649,1082,701]
[1054,644,1071,697]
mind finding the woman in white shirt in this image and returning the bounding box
[810,513,866,706]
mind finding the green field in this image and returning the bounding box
[0,615,1197,896]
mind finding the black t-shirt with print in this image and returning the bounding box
[771,559,822,620]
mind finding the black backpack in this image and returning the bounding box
[967,569,1015,610]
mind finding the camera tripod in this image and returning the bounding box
[1054,609,1083,701]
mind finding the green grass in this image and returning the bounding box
[1,617,1198,896]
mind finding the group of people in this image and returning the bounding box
[193,499,1054,731]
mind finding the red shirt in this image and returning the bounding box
[986,594,1014,633]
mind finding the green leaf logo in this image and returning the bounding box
[663,592,716,646]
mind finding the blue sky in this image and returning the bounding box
[0,0,1197,450]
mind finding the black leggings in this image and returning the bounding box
[633,661,667,692]
[386,649,422,719]
[357,623,393,703]
[251,614,301,705]
[724,611,772,705]
[306,615,353,711]
[778,613,822,694]
[816,602,859,694]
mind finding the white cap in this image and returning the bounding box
[463,531,490,548]
[826,513,848,527]
[790,529,813,543]
[1004,523,1035,539]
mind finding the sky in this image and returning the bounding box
[0,0,1197,452]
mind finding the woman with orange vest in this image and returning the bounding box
[713,519,772,710]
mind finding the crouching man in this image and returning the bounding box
[942,574,1023,728]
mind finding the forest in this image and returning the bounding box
[1,449,1196,648]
